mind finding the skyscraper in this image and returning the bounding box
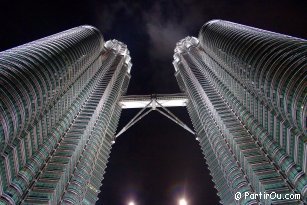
[173,20,306,204]
[0,19,306,205]
[0,26,131,204]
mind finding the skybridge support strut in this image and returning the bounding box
[114,93,195,139]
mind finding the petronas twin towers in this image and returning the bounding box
[0,20,306,204]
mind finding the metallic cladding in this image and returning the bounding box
[0,26,131,204]
[174,20,306,204]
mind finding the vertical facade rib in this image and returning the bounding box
[0,27,131,204]
[174,20,306,204]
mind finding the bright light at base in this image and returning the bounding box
[179,198,187,205]
[128,202,135,205]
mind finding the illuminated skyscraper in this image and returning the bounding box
[0,26,131,204]
[173,20,306,204]
[0,20,306,205]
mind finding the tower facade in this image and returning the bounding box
[174,20,306,204]
[0,20,306,205]
[0,26,131,204]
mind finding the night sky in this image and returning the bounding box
[1,1,307,204]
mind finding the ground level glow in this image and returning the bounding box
[179,198,188,205]
[128,201,135,205]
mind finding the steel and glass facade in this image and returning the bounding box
[0,26,131,204]
[0,19,306,205]
[174,20,306,204]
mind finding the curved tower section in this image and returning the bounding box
[0,26,104,147]
[174,20,306,204]
[0,27,131,204]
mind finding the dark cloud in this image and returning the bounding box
[88,0,307,95]
[144,2,188,60]
[94,0,137,32]
[146,16,187,59]
[93,1,209,60]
